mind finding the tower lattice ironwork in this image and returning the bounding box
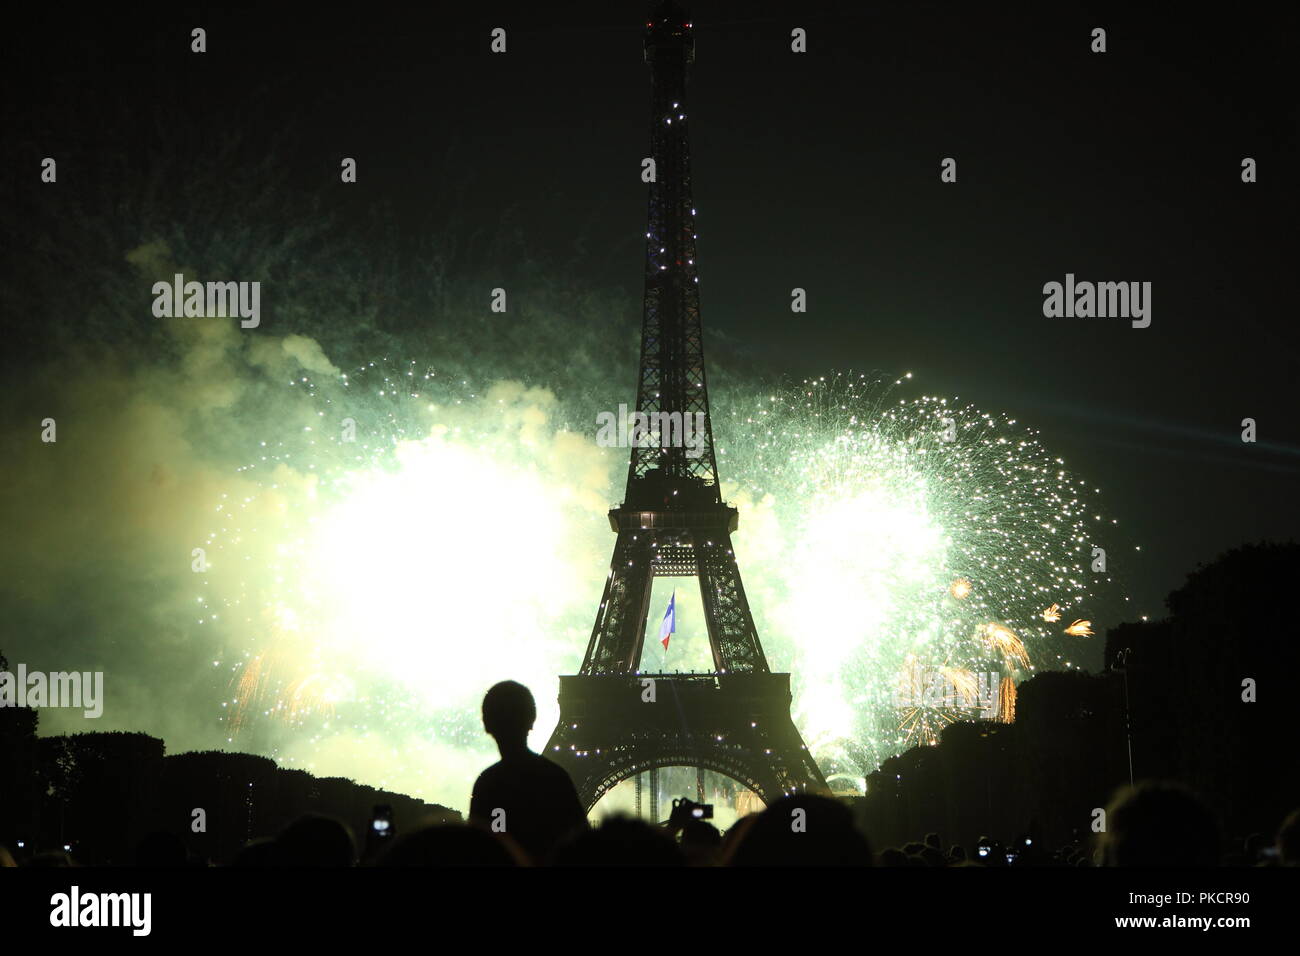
[544,2,828,812]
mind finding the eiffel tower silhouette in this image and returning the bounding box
[544,2,828,812]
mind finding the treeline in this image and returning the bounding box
[853,542,1299,852]
[0,718,458,864]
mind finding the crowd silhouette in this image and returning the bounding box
[5,777,1298,869]
[3,682,1297,868]
[2,543,1297,867]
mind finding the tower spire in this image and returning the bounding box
[543,5,829,812]
[630,5,718,498]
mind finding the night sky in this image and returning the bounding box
[2,2,1297,768]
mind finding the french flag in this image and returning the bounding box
[659,590,676,650]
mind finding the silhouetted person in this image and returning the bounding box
[720,813,758,860]
[1101,781,1220,866]
[679,819,722,866]
[276,813,356,867]
[726,795,873,866]
[233,837,282,867]
[469,680,587,864]
[379,823,522,866]
[553,815,683,865]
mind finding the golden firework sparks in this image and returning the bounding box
[983,622,1030,668]
[897,706,957,747]
[229,653,271,735]
[1064,619,1094,637]
[285,672,351,721]
[1041,603,1062,623]
[895,654,924,701]
[997,676,1017,723]
[939,665,979,706]
[949,578,973,600]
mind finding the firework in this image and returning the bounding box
[983,623,1031,670]
[896,704,959,748]
[198,366,1122,802]
[997,676,1017,723]
[939,666,980,706]
[721,372,1117,770]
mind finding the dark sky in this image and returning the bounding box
[5,1,1298,616]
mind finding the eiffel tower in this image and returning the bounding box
[544,2,829,812]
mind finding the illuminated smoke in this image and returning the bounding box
[199,366,1122,803]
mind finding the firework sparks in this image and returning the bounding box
[939,665,980,706]
[983,623,1031,670]
[197,367,1121,799]
[720,372,1120,772]
[1042,603,1062,623]
[997,676,1017,723]
[1064,619,1094,637]
[284,672,352,721]
[897,705,959,748]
